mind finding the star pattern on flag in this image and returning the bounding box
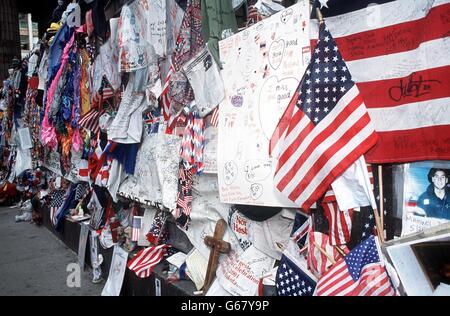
[345,236,380,281]
[276,255,316,296]
[361,208,376,238]
[318,0,329,9]
[297,27,354,125]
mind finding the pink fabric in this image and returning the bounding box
[41,33,75,148]
[72,128,83,152]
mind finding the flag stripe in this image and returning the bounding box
[309,0,450,163]
[311,0,448,37]
[345,38,449,83]
[129,246,162,270]
[358,65,450,109]
[127,245,167,278]
[367,124,450,163]
[368,97,450,131]
[322,200,353,245]
[311,3,450,62]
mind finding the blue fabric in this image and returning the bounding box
[46,23,74,90]
[110,143,139,175]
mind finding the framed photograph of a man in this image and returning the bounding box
[402,161,450,236]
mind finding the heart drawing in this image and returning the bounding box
[268,39,285,70]
[280,8,293,24]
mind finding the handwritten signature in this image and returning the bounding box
[388,73,441,102]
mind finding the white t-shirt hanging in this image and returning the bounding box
[147,0,167,58]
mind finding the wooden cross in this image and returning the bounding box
[203,219,231,293]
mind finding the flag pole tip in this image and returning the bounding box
[316,7,324,24]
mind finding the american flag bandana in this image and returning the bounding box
[127,244,169,278]
[78,107,105,135]
[171,0,204,71]
[180,112,205,173]
[175,163,194,230]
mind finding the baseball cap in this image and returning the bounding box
[233,204,282,222]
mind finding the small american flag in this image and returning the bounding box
[269,22,377,211]
[127,244,168,278]
[50,189,66,227]
[320,162,375,246]
[307,231,345,278]
[175,163,194,230]
[78,108,106,135]
[276,253,317,297]
[315,235,395,296]
[131,216,143,242]
[290,211,311,248]
[322,190,354,246]
[209,106,219,127]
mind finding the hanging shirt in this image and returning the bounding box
[107,68,149,144]
[201,0,238,68]
[117,2,157,72]
[91,18,121,93]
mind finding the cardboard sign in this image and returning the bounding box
[217,1,310,207]
[216,245,275,296]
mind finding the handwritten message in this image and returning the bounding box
[402,210,449,236]
[218,1,310,207]
[216,246,275,296]
[118,123,181,210]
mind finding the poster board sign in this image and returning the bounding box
[217,1,311,207]
[402,161,450,236]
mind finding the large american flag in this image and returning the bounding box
[269,22,377,211]
[127,244,168,279]
[315,235,395,296]
[311,0,450,163]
